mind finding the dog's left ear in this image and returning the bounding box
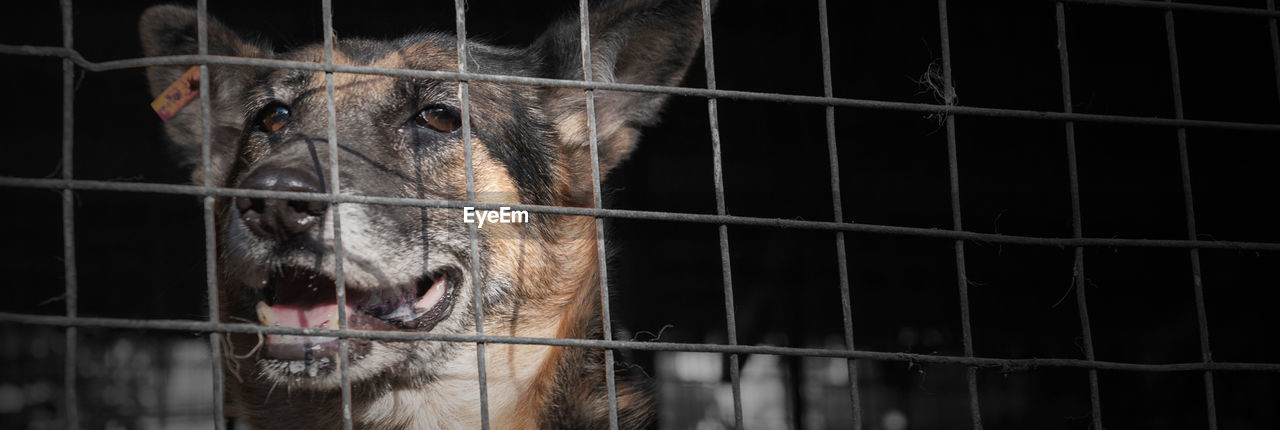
[534,0,709,177]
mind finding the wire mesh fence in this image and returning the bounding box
[2,0,1280,429]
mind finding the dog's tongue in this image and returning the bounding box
[257,300,345,362]
[258,301,345,329]
[258,269,355,329]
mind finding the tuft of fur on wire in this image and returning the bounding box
[915,59,955,127]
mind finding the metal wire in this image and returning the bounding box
[698,1,744,428]
[2,0,1280,428]
[817,0,863,429]
[6,46,1280,134]
[1054,4,1104,429]
[317,1,355,429]
[58,1,78,429]
[1057,0,1280,18]
[1271,0,1280,104]
[1163,4,1219,429]
[3,176,1280,253]
[574,0,622,427]
[6,312,1280,373]
[194,1,227,428]
[453,0,493,427]
[935,1,984,428]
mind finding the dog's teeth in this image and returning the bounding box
[256,301,274,326]
[375,302,419,322]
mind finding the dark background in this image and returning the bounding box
[3,0,1279,429]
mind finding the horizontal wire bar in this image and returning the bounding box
[2,46,1280,134]
[3,312,1278,374]
[3,175,1278,252]
[1056,0,1280,18]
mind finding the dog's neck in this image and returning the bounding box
[351,215,604,429]
[351,342,556,429]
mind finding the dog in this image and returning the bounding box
[140,1,706,428]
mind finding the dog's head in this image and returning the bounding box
[140,0,703,400]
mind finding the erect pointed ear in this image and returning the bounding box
[139,5,265,186]
[535,0,709,177]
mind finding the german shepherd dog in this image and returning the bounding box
[140,1,705,428]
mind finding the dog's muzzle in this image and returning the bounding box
[228,164,463,363]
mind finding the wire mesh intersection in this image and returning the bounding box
[2,0,1279,429]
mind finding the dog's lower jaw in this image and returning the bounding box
[225,323,558,429]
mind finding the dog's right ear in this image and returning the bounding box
[140,5,264,185]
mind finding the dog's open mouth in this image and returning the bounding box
[247,266,460,362]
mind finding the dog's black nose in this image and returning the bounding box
[235,166,328,239]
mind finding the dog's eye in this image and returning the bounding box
[257,103,291,133]
[414,106,461,133]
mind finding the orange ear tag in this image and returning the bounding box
[150,65,201,121]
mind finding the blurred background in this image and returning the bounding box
[3,0,1280,429]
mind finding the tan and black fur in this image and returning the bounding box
[140,1,706,428]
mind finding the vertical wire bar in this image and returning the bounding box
[1162,4,1218,429]
[699,1,743,428]
[816,1,863,428]
[574,0,621,428]
[195,1,227,428]
[58,1,78,428]
[454,1,492,427]
[1270,0,1280,103]
[1053,4,1104,429]
[319,1,354,429]
[936,1,983,428]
